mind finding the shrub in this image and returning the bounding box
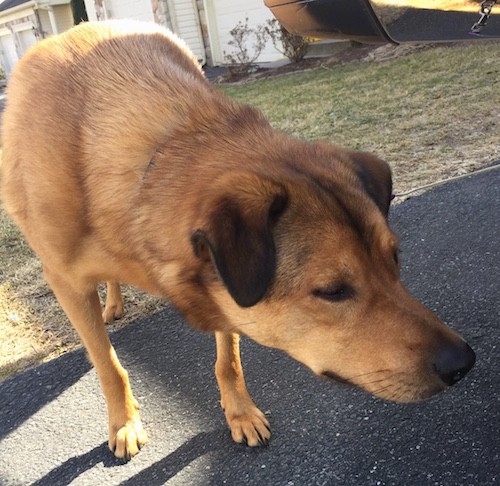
[224,18,269,77]
[266,18,309,63]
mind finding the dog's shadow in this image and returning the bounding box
[120,429,229,486]
[0,349,91,442]
[31,441,118,486]
[32,429,227,486]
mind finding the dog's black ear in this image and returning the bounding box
[349,151,393,217]
[191,172,288,308]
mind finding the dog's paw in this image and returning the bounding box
[102,303,124,324]
[225,406,271,447]
[108,417,148,460]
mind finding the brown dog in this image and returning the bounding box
[1,20,475,460]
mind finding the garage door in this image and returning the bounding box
[205,0,281,65]
[170,0,205,63]
[16,27,37,53]
[0,32,19,79]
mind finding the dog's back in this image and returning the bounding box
[1,21,206,262]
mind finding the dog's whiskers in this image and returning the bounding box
[369,382,399,396]
[342,369,393,386]
[348,369,391,380]
[383,383,406,401]
[388,383,415,401]
[356,376,393,387]
[366,373,422,402]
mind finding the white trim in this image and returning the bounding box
[48,0,72,5]
[166,0,178,31]
[188,0,206,64]
[0,6,36,24]
[203,0,222,64]
[11,21,34,32]
[47,6,59,34]
[83,0,98,21]
[0,1,36,17]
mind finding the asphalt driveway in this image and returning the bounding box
[0,163,499,486]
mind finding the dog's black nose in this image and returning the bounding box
[433,341,476,386]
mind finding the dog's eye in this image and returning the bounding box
[313,283,354,302]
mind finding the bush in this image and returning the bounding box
[224,18,269,77]
[266,19,309,63]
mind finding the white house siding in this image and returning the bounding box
[168,0,205,63]
[0,3,75,78]
[37,9,53,36]
[204,0,282,64]
[0,30,18,78]
[39,5,74,35]
[53,5,75,33]
[0,5,35,79]
[82,0,281,66]
[84,0,205,63]
[105,0,155,22]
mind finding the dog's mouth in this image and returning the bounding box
[322,369,446,402]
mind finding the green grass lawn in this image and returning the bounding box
[221,42,500,192]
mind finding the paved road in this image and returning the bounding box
[1,164,499,486]
[387,9,498,42]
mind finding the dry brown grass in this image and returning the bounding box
[0,195,165,381]
[1,41,499,381]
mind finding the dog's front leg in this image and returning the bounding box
[215,331,271,446]
[43,267,147,460]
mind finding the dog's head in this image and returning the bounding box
[191,141,475,403]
